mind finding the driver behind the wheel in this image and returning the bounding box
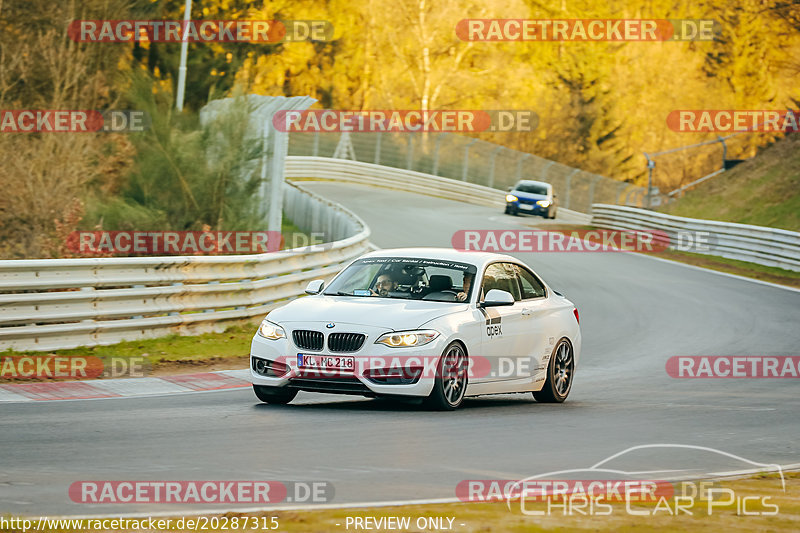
[371,273,398,297]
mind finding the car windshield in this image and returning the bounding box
[515,183,549,195]
[324,257,478,303]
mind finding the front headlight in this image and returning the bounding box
[536,200,551,207]
[506,194,518,203]
[258,320,286,340]
[375,330,440,348]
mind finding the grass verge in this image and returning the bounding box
[658,133,800,232]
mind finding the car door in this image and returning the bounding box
[474,262,527,387]
[512,264,553,386]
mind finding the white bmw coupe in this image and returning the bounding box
[250,248,581,410]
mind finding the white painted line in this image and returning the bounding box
[634,253,800,294]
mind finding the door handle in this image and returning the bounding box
[521,308,533,316]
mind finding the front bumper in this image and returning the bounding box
[507,201,548,215]
[249,326,447,398]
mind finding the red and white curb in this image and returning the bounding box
[0,369,251,402]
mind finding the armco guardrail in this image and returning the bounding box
[0,182,371,351]
[591,204,800,272]
[285,156,593,223]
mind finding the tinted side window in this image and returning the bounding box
[518,266,546,299]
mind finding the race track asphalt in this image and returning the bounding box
[1,182,798,516]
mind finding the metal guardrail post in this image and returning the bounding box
[406,133,414,170]
[462,139,478,182]
[541,160,554,181]
[374,133,382,165]
[564,168,578,209]
[516,153,530,181]
[432,133,446,176]
[487,146,503,189]
[644,152,654,209]
[587,175,602,214]
[312,130,319,157]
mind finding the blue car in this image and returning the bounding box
[504,180,558,219]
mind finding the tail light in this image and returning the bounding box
[573,308,580,324]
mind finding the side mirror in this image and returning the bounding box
[305,279,325,295]
[506,186,513,192]
[553,194,558,199]
[480,289,515,307]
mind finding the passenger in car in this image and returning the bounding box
[456,272,474,301]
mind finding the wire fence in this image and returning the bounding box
[645,131,763,205]
[287,131,647,214]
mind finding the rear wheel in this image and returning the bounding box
[253,384,297,404]
[425,342,468,410]
[533,339,574,403]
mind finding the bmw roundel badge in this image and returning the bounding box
[326,323,335,328]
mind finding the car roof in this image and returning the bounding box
[360,247,520,268]
[515,180,551,188]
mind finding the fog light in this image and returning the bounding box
[252,357,290,377]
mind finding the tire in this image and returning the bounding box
[504,206,511,214]
[424,341,468,410]
[253,384,298,404]
[533,339,574,403]
[549,208,557,219]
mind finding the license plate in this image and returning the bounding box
[297,353,355,370]
[519,204,534,210]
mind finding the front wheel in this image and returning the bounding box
[533,339,574,403]
[424,342,468,410]
[253,384,297,404]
